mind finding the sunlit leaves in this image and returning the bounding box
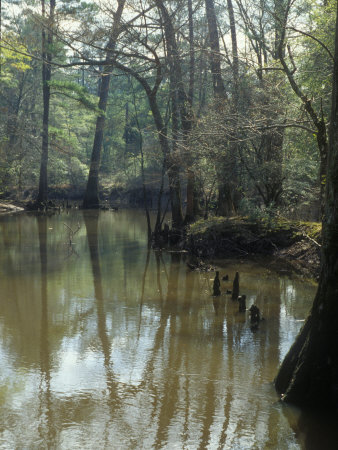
[0,33,31,84]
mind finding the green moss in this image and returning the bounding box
[188,216,249,237]
[188,215,322,243]
[296,221,322,241]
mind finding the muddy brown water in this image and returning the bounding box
[0,209,336,449]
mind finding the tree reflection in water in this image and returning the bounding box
[0,210,323,449]
[37,214,54,446]
[83,211,121,418]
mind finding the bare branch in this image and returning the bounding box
[286,26,334,61]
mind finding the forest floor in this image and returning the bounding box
[185,216,322,280]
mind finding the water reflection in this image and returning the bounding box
[37,215,54,446]
[84,211,120,412]
[0,210,329,449]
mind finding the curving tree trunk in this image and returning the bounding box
[83,0,126,209]
[275,2,338,409]
[83,68,112,208]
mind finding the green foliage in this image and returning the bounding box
[0,0,332,218]
[281,127,320,219]
[295,0,335,116]
[49,80,102,114]
[0,33,31,85]
[239,198,278,223]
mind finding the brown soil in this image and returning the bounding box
[277,238,321,280]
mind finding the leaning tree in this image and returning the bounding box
[275,0,338,409]
[83,0,126,209]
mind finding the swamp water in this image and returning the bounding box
[0,209,335,449]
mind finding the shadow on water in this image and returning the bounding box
[283,404,338,450]
[83,211,122,415]
[37,215,54,446]
[153,252,182,448]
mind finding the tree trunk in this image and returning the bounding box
[275,2,338,410]
[83,71,111,208]
[258,110,285,206]
[188,0,195,106]
[184,0,199,223]
[36,0,55,206]
[227,0,240,211]
[227,0,239,108]
[157,0,192,134]
[157,0,193,230]
[83,0,125,209]
[148,92,183,231]
[185,170,195,224]
[130,80,152,241]
[205,0,239,216]
[217,181,235,217]
[317,119,328,217]
[205,0,227,100]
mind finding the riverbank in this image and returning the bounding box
[0,201,25,214]
[6,179,169,209]
[0,200,321,280]
[185,216,321,280]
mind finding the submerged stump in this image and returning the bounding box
[213,271,221,296]
[238,295,246,312]
[249,304,261,330]
[232,272,239,300]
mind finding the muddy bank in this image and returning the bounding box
[276,237,321,280]
[185,217,321,280]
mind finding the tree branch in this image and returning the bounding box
[286,26,334,61]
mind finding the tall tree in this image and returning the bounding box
[156,0,185,230]
[227,0,239,108]
[83,0,126,209]
[36,0,56,206]
[185,0,199,224]
[205,0,227,100]
[275,0,338,410]
[187,0,195,106]
[205,0,239,216]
